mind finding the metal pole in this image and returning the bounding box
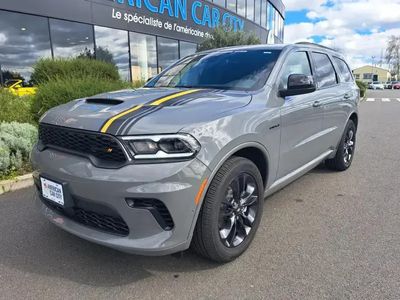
[0,63,3,86]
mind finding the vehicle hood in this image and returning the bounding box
[40,87,252,135]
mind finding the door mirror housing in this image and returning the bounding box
[280,74,316,97]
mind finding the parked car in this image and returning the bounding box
[384,81,392,89]
[368,81,385,90]
[3,79,37,96]
[32,43,359,262]
[393,82,400,89]
[388,81,399,89]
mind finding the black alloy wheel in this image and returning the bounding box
[192,156,264,262]
[218,173,259,248]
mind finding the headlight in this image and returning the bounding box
[121,134,201,160]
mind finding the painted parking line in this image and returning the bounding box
[366,98,375,102]
[382,98,391,102]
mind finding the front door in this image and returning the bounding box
[277,51,325,178]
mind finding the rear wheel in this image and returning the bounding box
[192,157,264,262]
[326,119,356,171]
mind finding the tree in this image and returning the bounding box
[94,47,115,65]
[198,26,261,51]
[385,35,400,77]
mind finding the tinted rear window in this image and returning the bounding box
[334,57,353,82]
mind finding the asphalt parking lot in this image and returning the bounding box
[1,89,400,299]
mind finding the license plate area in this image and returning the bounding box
[40,177,64,206]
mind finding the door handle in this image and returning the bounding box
[312,101,322,108]
[344,93,351,100]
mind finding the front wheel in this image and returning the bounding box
[326,119,356,171]
[191,157,264,262]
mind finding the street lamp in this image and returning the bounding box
[371,56,376,81]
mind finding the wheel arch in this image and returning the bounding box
[349,112,359,129]
[187,142,271,243]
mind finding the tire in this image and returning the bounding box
[191,156,264,263]
[326,119,356,171]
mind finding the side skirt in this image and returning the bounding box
[264,149,334,197]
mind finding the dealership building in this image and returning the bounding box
[0,0,285,83]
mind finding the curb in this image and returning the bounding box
[0,173,34,195]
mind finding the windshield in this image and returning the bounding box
[5,80,19,87]
[146,49,282,91]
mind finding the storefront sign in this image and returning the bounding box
[114,0,245,31]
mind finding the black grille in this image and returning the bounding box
[128,198,174,230]
[73,208,129,236]
[39,194,129,236]
[39,123,127,167]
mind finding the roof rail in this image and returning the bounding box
[295,42,336,52]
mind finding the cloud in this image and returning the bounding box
[0,33,7,45]
[284,0,326,11]
[284,0,400,69]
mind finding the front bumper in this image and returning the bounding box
[31,145,210,256]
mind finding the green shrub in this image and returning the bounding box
[0,90,35,124]
[31,57,120,84]
[31,76,129,119]
[0,122,37,177]
[356,80,367,98]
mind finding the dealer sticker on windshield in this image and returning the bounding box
[40,177,64,206]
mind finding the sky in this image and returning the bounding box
[283,0,400,69]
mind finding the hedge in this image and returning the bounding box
[0,122,37,178]
[31,57,120,84]
[0,90,35,124]
[31,75,129,120]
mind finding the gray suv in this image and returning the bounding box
[32,43,359,262]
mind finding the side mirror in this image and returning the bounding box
[280,74,316,97]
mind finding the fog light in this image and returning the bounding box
[126,199,135,208]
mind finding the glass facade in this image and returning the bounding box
[50,19,94,58]
[157,37,179,72]
[129,32,157,82]
[236,0,246,17]
[180,41,198,58]
[261,0,267,29]
[226,0,237,13]
[0,10,52,81]
[0,1,284,85]
[246,0,255,21]
[211,0,285,42]
[94,26,130,81]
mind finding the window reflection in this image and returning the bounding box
[213,0,226,8]
[246,0,255,21]
[50,19,94,58]
[261,0,267,28]
[237,0,246,17]
[226,0,236,13]
[0,10,51,83]
[157,37,179,72]
[129,32,157,82]
[312,52,337,88]
[180,41,197,58]
[254,0,261,25]
[94,26,130,81]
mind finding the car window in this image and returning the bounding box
[279,51,312,90]
[147,49,282,91]
[333,57,353,83]
[311,52,337,88]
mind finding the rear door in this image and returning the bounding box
[309,52,345,151]
[277,51,325,178]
